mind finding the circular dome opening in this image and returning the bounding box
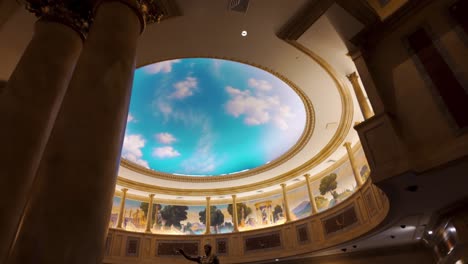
[122,58,306,176]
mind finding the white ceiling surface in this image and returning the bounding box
[118,1,364,199]
[0,1,363,199]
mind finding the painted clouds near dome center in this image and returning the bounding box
[122,58,306,176]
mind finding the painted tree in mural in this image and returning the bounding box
[273,204,283,222]
[319,173,339,199]
[227,203,252,225]
[160,205,188,229]
[139,203,162,225]
[199,206,225,233]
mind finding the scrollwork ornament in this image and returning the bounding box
[20,0,93,40]
[137,0,164,25]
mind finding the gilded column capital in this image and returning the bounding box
[96,0,164,34]
[346,72,359,81]
[121,188,128,193]
[148,193,155,198]
[22,0,93,40]
[138,0,164,24]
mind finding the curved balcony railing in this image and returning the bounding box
[103,179,389,264]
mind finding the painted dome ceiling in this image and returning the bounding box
[122,58,307,176]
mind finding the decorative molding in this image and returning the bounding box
[117,47,354,194]
[277,0,335,40]
[104,182,389,263]
[119,55,315,183]
[322,205,359,236]
[115,143,365,204]
[21,0,93,40]
[244,232,282,252]
[156,240,199,256]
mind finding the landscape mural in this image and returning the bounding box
[109,146,370,234]
[310,160,358,212]
[287,184,312,220]
[240,193,285,231]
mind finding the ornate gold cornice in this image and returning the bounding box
[120,56,315,182]
[116,143,365,205]
[117,43,354,195]
[116,161,371,208]
[22,0,93,40]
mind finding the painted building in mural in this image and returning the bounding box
[110,146,370,234]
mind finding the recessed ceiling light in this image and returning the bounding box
[241,30,248,37]
[275,259,279,262]
[428,230,433,235]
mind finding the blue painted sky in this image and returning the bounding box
[122,58,306,176]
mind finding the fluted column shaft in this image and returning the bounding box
[304,174,318,214]
[8,2,145,263]
[347,72,374,120]
[280,184,292,222]
[145,194,155,233]
[0,17,83,262]
[344,142,364,187]
[205,197,211,234]
[117,189,128,229]
[232,195,239,232]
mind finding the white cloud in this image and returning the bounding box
[181,118,219,174]
[155,132,177,144]
[225,85,294,130]
[153,146,181,158]
[226,86,250,96]
[127,113,135,122]
[248,78,272,91]
[122,134,149,168]
[143,59,180,74]
[170,77,198,99]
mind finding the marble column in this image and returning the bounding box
[349,50,384,115]
[280,184,292,222]
[7,1,158,263]
[145,194,155,233]
[347,72,374,120]
[232,195,239,232]
[304,174,318,214]
[0,3,88,262]
[205,197,211,235]
[344,142,364,187]
[116,188,128,229]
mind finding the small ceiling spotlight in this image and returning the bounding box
[390,235,395,239]
[400,225,406,229]
[275,259,279,262]
[352,245,357,248]
[241,30,248,37]
[428,230,433,235]
[341,248,347,252]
